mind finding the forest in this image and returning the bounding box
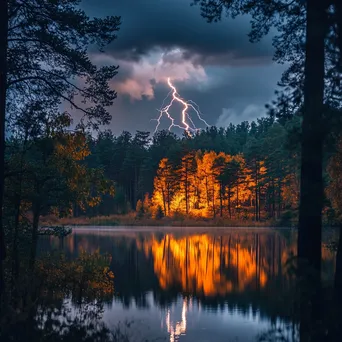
[35,113,339,227]
[5,108,342,233]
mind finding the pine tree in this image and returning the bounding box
[178,152,197,215]
[135,199,144,219]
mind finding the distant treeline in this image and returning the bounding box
[6,112,341,225]
[65,113,339,225]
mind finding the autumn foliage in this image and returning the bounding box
[152,150,299,222]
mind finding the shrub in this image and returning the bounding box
[135,200,144,219]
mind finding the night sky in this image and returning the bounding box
[83,0,286,135]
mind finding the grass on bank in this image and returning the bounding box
[40,212,293,228]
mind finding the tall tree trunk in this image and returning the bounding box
[236,182,239,219]
[228,188,231,219]
[134,165,138,207]
[167,185,171,216]
[277,179,282,218]
[219,183,223,217]
[185,169,189,215]
[255,189,258,221]
[29,205,40,272]
[11,194,21,286]
[205,176,210,208]
[11,141,27,286]
[272,179,276,218]
[212,185,216,218]
[258,187,261,221]
[161,188,166,216]
[255,162,259,221]
[298,0,326,273]
[0,0,8,297]
[335,225,342,289]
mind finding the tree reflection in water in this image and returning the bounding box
[25,229,340,341]
[1,250,132,342]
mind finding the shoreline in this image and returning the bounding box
[39,214,338,231]
[50,225,299,236]
[40,214,293,228]
[68,225,295,231]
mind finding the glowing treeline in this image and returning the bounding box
[152,150,299,220]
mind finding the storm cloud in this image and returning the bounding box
[80,0,286,135]
[85,0,274,65]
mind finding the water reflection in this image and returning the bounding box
[37,228,336,342]
[166,298,188,342]
[137,234,288,295]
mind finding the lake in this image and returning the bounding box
[37,227,337,342]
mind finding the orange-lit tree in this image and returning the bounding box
[153,158,178,216]
[196,151,218,217]
[177,151,197,215]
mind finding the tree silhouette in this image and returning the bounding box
[0,0,121,295]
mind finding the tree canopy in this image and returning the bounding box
[0,0,121,295]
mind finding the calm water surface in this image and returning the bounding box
[37,227,337,342]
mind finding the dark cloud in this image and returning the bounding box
[75,0,286,135]
[83,0,274,66]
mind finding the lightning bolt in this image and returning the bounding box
[153,77,211,134]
